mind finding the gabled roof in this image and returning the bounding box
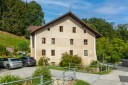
[28,11,103,38]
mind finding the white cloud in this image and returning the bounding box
[95,6,126,14]
[44,10,62,16]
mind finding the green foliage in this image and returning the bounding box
[0,75,22,85]
[1,0,44,37]
[90,60,99,66]
[38,57,49,66]
[82,18,116,38]
[17,41,29,52]
[0,45,6,56]
[116,24,128,42]
[59,53,82,68]
[46,66,68,71]
[0,31,29,54]
[96,37,126,63]
[32,67,51,85]
[74,80,90,85]
[82,18,128,63]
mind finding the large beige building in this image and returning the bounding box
[28,12,102,65]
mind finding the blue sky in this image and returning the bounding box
[23,0,128,26]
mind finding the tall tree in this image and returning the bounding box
[1,0,44,37]
[116,24,128,42]
[82,18,117,39]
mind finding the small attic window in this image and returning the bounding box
[84,30,86,33]
[48,28,50,31]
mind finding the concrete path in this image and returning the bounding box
[0,66,128,85]
[92,66,128,85]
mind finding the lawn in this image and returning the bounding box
[0,31,29,50]
[74,80,90,85]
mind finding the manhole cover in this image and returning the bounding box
[119,75,128,82]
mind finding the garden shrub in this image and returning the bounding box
[59,53,82,68]
[0,75,22,85]
[38,57,49,66]
[90,60,100,66]
[32,67,51,85]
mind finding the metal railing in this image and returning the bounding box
[0,76,42,85]
[0,69,76,85]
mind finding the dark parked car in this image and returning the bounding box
[20,56,36,67]
[0,58,22,69]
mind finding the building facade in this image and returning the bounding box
[28,12,102,65]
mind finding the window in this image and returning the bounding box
[84,50,88,56]
[60,26,63,32]
[73,27,76,33]
[32,36,34,48]
[51,62,55,66]
[42,50,46,56]
[48,28,50,31]
[51,50,55,56]
[84,30,86,33]
[84,39,88,45]
[70,50,73,55]
[51,38,55,44]
[42,38,46,44]
[70,39,73,45]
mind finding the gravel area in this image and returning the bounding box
[0,67,37,78]
[0,66,128,85]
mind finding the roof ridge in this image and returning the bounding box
[28,12,103,38]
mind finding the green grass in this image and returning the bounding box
[74,80,90,85]
[0,31,29,50]
[39,66,68,71]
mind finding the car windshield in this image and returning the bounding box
[10,59,20,62]
[30,57,35,60]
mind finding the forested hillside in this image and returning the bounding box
[83,18,128,63]
[0,0,44,38]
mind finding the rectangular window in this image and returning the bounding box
[84,39,88,45]
[84,30,86,33]
[51,50,55,56]
[48,28,50,31]
[73,27,76,33]
[42,50,46,56]
[42,38,46,44]
[51,38,55,44]
[84,50,88,56]
[60,26,63,32]
[70,39,73,45]
[70,50,73,55]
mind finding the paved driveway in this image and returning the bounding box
[0,66,128,85]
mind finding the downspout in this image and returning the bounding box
[94,36,97,60]
[34,33,37,60]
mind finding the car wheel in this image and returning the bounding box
[6,64,11,70]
